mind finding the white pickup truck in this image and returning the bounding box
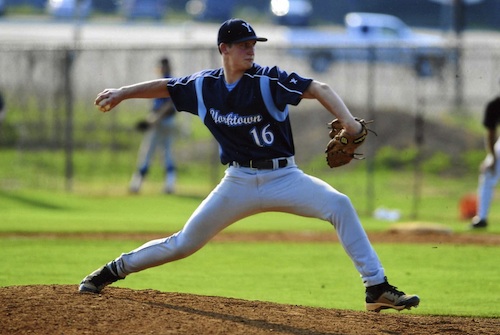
[287,12,450,77]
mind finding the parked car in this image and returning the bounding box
[287,12,450,76]
[120,0,167,21]
[270,0,312,27]
[0,0,6,17]
[46,0,92,19]
[93,0,117,14]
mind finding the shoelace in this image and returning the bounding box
[385,285,405,297]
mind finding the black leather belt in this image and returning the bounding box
[231,158,289,169]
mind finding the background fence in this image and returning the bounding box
[0,40,499,193]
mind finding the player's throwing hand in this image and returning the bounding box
[95,88,119,112]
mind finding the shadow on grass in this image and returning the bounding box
[0,190,66,210]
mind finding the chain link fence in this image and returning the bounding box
[0,42,499,193]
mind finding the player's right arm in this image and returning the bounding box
[95,78,171,112]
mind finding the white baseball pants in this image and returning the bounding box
[114,162,386,287]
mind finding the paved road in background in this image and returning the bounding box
[1,16,499,49]
[0,17,289,47]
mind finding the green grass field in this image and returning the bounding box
[1,168,499,317]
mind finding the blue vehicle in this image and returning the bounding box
[120,0,167,21]
[288,12,450,76]
[0,0,5,16]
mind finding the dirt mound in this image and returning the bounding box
[2,231,499,334]
[1,285,499,335]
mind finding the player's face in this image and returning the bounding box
[228,40,256,70]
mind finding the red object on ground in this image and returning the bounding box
[459,193,477,220]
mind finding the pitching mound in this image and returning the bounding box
[1,285,499,335]
[388,222,453,235]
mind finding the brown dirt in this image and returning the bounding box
[2,284,500,335]
[2,228,500,246]
[1,230,500,335]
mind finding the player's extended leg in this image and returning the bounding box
[80,167,262,293]
[256,166,419,312]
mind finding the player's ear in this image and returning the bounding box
[219,43,230,55]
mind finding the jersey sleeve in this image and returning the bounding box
[271,66,313,110]
[167,72,204,115]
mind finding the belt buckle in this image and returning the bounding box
[272,158,278,170]
[249,160,255,169]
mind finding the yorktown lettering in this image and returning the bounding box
[210,109,263,126]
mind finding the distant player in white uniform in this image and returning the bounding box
[80,19,419,312]
[471,84,500,229]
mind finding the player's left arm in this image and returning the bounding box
[302,80,362,135]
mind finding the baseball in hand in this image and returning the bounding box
[97,100,111,112]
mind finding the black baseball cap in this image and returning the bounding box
[217,19,268,45]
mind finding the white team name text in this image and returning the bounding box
[210,109,263,126]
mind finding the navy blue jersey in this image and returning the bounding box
[167,64,312,164]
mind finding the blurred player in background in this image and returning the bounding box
[129,57,177,194]
[471,81,500,229]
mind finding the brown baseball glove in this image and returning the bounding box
[325,118,372,168]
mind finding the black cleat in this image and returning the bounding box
[470,216,487,229]
[79,261,123,293]
[366,279,420,312]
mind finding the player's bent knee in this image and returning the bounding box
[328,193,357,226]
[332,193,353,209]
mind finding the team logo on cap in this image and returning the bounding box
[242,22,252,33]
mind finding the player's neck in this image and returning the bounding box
[222,68,245,85]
